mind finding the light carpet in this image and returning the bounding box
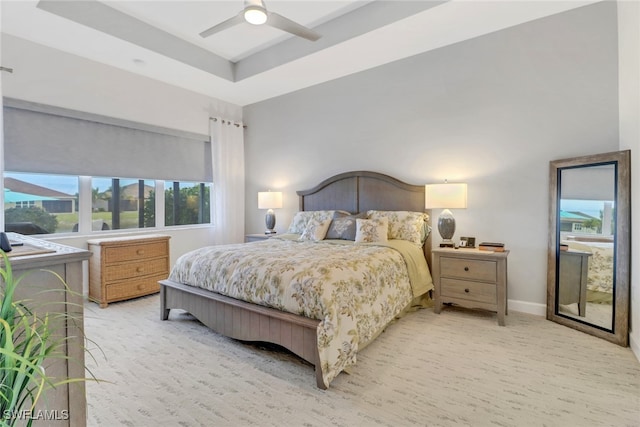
[84,294,640,427]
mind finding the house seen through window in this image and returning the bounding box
[4,172,79,234]
[92,177,155,231]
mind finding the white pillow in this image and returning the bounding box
[299,218,332,241]
[355,217,388,243]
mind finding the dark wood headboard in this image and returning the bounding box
[297,171,432,268]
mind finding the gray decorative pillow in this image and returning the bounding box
[326,213,365,240]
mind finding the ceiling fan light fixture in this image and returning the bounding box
[244,6,267,25]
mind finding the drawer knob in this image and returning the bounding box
[464,288,470,293]
[464,267,469,272]
[137,249,145,255]
[136,267,143,273]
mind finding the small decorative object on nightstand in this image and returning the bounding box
[432,247,509,326]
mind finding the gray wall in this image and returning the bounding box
[243,2,619,311]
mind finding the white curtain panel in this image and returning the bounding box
[210,118,245,244]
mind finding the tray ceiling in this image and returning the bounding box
[1,1,599,106]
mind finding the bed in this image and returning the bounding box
[160,171,433,389]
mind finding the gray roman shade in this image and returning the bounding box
[2,98,212,182]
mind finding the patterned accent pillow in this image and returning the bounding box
[367,210,429,246]
[326,213,366,240]
[287,210,335,234]
[299,218,332,241]
[354,217,388,243]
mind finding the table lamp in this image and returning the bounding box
[425,182,467,247]
[258,191,283,234]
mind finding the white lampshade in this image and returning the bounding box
[424,183,467,209]
[258,191,283,210]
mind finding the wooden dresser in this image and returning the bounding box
[88,234,170,308]
[432,247,509,326]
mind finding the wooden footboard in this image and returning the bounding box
[159,279,326,389]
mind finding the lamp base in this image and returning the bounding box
[265,209,276,235]
[437,209,457,248]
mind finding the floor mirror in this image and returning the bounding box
[547,150,630,346]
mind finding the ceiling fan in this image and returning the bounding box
[199,0,321,42]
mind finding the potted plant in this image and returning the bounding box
[0,251,93,426]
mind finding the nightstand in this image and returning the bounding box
[558,249,591,317]
[245,233,276,242]
[432,247,509,326]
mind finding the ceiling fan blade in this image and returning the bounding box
[200,12,245,38]
[266,12,321,41]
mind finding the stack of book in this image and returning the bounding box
[478,242,505,252]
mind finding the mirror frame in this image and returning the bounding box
[547,150,630,346]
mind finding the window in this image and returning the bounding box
[16,201,35,208]
[4,172,213,234]
[164,181,211,226]
[4,172,79,234]
[92,177,156,230]
[3,100,213,235]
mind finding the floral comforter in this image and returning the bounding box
[169,235,433,387]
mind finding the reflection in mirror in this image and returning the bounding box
[557,164,615,330]
[547,150,630,347]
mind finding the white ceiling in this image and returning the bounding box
[1,0,599,106]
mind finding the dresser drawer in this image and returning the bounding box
[104,257,168,282]
[105,275,163,301]
[440,256,497,282]
[440,278,497,305]
[104,240,168,263]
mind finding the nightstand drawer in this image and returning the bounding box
[440,256,497,282]
[440,278,497,305]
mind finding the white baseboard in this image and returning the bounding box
[508,299,546,317]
